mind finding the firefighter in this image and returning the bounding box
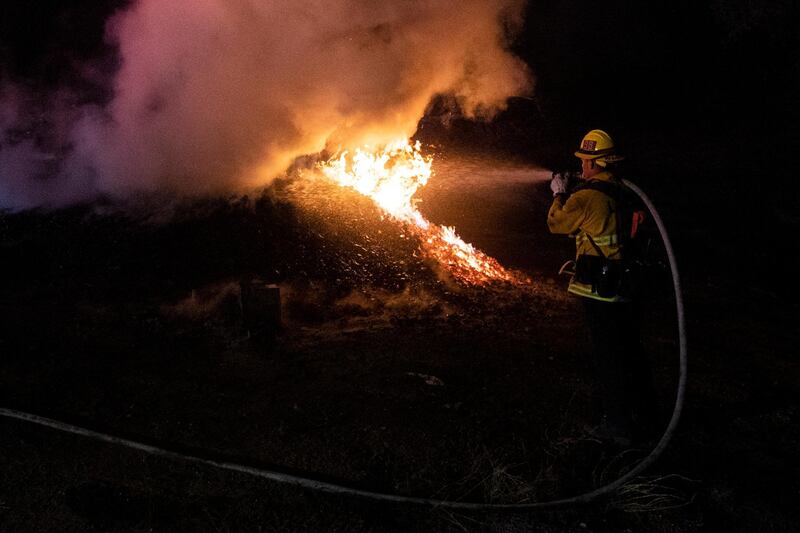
[548,129,657,446]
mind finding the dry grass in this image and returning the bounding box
[611,474,697,513]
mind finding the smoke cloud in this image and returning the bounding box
[1,0,531,210]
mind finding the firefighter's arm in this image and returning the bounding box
[547,193,586,235]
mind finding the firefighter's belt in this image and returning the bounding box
[574,232,618,247]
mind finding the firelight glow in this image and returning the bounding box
[319,140,529,286]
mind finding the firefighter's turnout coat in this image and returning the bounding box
[548,171,626,302]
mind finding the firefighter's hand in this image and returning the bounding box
[550,172,568,196]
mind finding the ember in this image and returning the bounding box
[318,140,529,286]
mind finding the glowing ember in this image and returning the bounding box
[319,140,529,285]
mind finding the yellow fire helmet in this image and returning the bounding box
[574,129,625,167]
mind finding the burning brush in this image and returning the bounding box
[316,140,530,287]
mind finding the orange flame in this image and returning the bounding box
[319,140,529,286]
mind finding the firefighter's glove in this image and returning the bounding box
[550,173,568,197]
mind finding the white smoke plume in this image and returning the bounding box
[1,0,531,210]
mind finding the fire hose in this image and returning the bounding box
[0,178,687,511]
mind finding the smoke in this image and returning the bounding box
[0,83,99,210]
[1,0,532,210]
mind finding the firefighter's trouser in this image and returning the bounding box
[582,298,658,436]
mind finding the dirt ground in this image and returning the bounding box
[1,155,798,532]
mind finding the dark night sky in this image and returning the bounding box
[0,2,125,80]
[518,0,798,180]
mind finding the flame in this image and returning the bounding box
[319,140,529,286]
